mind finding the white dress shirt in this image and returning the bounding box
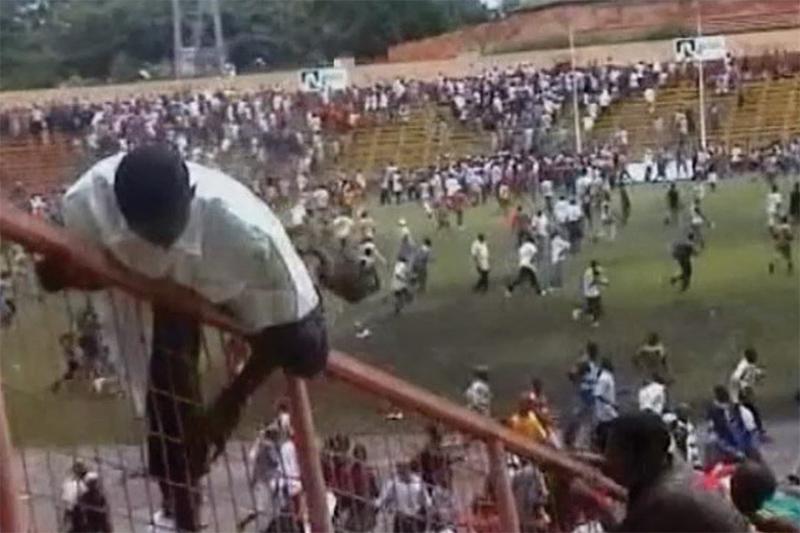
[391,261,410,292]
[550,235,570,264]
[553,200,570,224]
[376,473,431,516]
[470,240,490,271]
[63,153,319,333]
[594,369,618,422]
[638,382,666,415]
[63,154,319,415]
[518,242,538,271]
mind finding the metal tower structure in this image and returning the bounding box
[171,0,226,78]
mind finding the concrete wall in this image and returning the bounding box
[2,27,799,107]
[388,0,800,62]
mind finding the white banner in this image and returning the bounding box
[299,67,349,92]
[674,36,727,62]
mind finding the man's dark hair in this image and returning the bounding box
[606,411,671,472]
[744,347,758,363]
[601,357,614,372]
[730,461,776,515]
[713,384,730,403]
[114,144,194,246]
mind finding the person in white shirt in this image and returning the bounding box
[553,196,570,226]
[391,257,412,314]
[593,358,618,445]
[245,423,302,532]
[470,233,490,293]
[549,232,570,290]
[638,374,667,415]
[600,200,617,241]
[61,461,90,531]
[505,236,543,296]
[35,145,373,531]
[729,347,765,435]
[766,185,783,229]
[535,210,550,240]
[331,211,354,249]
[573,260,608,327]
[565,198,585,252]
[464,366,492,416]
[644,87,656,114]
[541,179,554,211]
[376,462,431,532]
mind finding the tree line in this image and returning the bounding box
[0,0,487,91]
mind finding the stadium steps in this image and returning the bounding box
[0,134,84,194]
[591,75,800,156]
[336,105,491,172]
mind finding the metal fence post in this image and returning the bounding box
[286,375,332,533]
[0,376,24,533]
[488,439,519,533]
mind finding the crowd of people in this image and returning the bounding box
[2,48,800,533]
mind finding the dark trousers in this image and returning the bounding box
[147,306,328,531]
[585,296,603,322]
[393,513,426,533]
[393,288,412,314]
[507,267,542,294]
[147,308,203,531]
[473,268,489,293]
[742,398,764,433]
[671,258,692,291]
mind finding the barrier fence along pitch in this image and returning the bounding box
[0,198,624,532]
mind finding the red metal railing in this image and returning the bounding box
[0,198,624,532]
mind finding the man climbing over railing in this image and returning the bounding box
[33,144,376,531]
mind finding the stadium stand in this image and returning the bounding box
[591,74,800,155]
[336,105,491,172]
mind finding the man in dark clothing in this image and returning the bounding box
[70,473,112,533]
[670,233,697,292]
[665,183,680,225]
[619,182,631,226]
[602,413,748,532]
[789,182,800,225]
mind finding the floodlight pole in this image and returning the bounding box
[696,1,708,150]
[172,0,183,78]
[569,25,583,154]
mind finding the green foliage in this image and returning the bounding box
[0,0,488,90]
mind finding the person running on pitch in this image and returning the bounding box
[789,182,800,226]
[768,215,794,275]
[391,257,412,315]
[619,181,631,227]
[599,200,618,241]
[689,201,712,250]
[506,235,544,297]
[470,233,491,294]
[665,183,681,226]
[670,232,698,292]
[573,260,609,328]
[411,237,433,293]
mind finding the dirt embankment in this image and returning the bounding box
[388,0,800,62]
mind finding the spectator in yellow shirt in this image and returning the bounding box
[508,396,548,443]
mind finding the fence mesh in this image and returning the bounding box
[1,238,614,533]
